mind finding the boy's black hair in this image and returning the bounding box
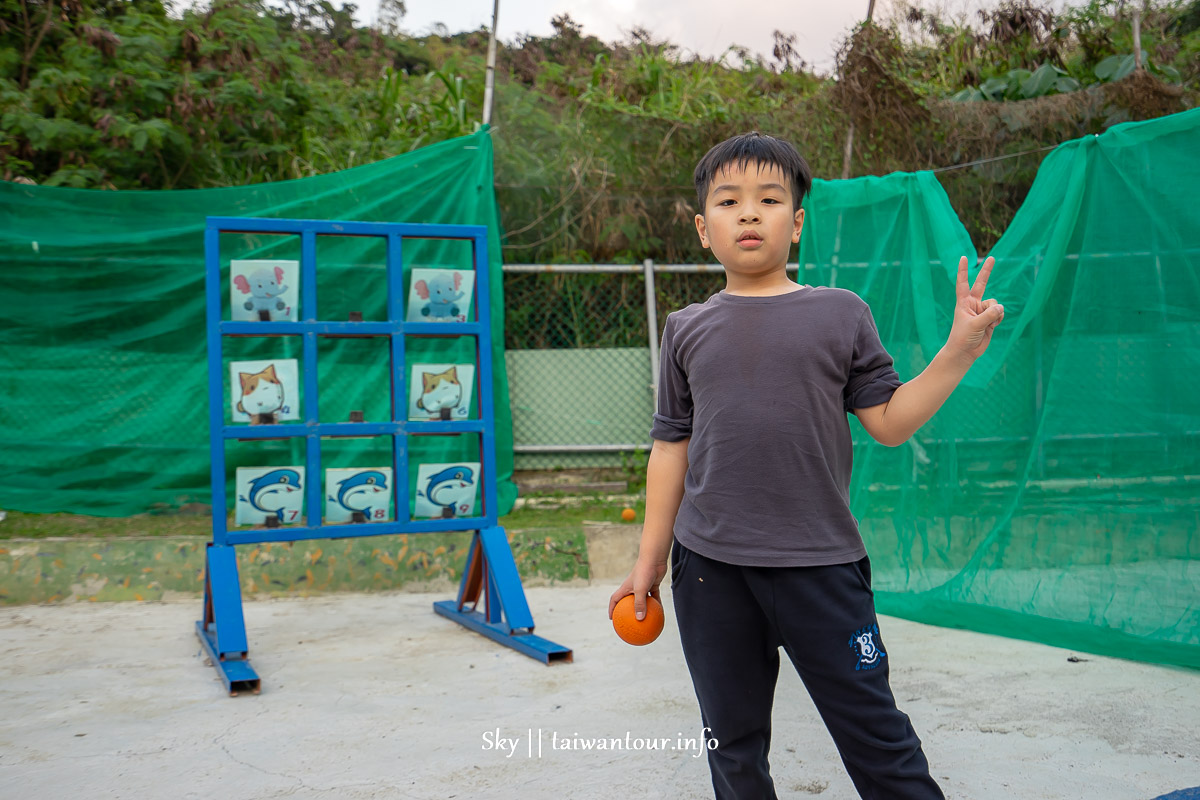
[694,131,813,213]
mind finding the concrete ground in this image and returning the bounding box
[1,584,1198,800]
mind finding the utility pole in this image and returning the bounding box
[482,0,500,126]
[841,0,876,180]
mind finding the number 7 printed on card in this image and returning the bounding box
[235,466,306,526]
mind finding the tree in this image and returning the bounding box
[375,0,405,37]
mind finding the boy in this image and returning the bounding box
[609,131,1004,799]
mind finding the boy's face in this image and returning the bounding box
[694,161,804,279]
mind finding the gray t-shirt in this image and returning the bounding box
[650,286,902,567]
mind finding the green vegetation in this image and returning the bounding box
[0,509,213,539]
[3,0,1198,345]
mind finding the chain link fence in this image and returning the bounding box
[502,263,757,471]
[502,256,1192,488]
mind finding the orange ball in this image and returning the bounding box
[612,594,664,646]
[621,507,636,522]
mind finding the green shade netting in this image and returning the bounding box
[2,106,1197,670]
[799,107,1199,670]
[0,128,518,518]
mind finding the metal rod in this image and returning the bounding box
[482,0,500,126]
[203,224,228,546]
[514,444,649,453]
[504,263,800,273]
[830,213,844,288]
[644,258,660,405]
[513,430,1196,455]
[841,123,855,181]
[859,474,1200,493]
[1132,7,1143,69]
[931,144,1058,173]
[1032,252,1045,479]
[839,0,876,181]
[502,247,1200,274]
[1143,141,1170,466]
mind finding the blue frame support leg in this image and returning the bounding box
[196,544,261,696]
[434,527,573,665]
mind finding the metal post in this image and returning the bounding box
[830,212,844,288]
[1032,253,1045,479]
[840,0,876,180]
[1132,6,1142,69]
[644,258,660,406]
[482,0,500,126]
[841,124,856,181]
[1141,143,1169,465]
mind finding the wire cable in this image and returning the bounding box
[492,140,1065,190]
[930,144,1061,173]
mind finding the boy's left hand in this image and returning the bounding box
[947,255,1004,362]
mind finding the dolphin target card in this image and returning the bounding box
[230,259,299,322]
[325,467,393,523]
[235,466,306,526]
[229,359,300,424]
[405,268,474,323]
[407,363,475,421]
[413,462,481,519]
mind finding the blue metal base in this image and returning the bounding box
[435,527,572,664]
[195,620,261,696]
[197,543,261,696]
[434,601,573,663]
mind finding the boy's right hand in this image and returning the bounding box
[608,557,668,622]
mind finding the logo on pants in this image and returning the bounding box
[849,623,886,671]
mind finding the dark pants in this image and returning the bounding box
[670,538,944,800]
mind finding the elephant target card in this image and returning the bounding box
[405,268,474,323]
[325,467,393,523]
[407,363,475,421]
[235,466,305,526]
[230,259,299,322]
[413,462,481,519]
[229,359,300,423]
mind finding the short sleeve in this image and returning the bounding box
[843,306,903,413]
[650,314,693,441]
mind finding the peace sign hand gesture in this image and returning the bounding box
[947,255,1005,362]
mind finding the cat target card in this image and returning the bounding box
[229,359,300,424]
[405,268,475,323]
[407,363,475,421]
[230,259,299,322]
[413,462,481,519]
[325,467,393,524]
[235,466,306,526]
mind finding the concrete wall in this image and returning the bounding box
[0,529,591,605]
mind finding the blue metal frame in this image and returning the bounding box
[200,217,571,693]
